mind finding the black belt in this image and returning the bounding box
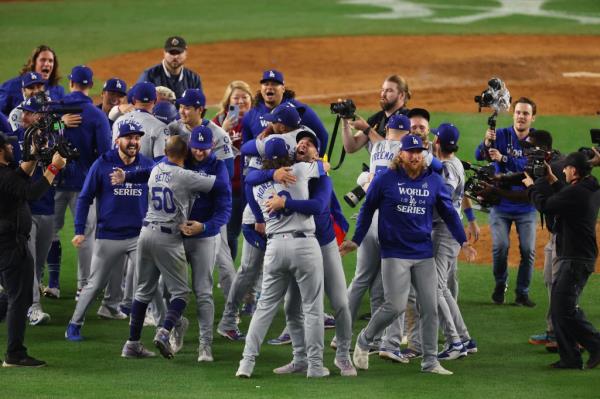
[267,231,307,239]
[143,220,175,234]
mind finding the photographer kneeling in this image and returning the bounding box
[0,132,66,367]
[524,152,600,370]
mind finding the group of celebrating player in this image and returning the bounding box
[1,38,482,376]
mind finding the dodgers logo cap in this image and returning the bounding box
[177,89,206,107]
[263,104,301,128]
[387,114,411,131]
[401,134,425,151]
[22,72,46,88]
[264,137,289,160]
[133,82,157,103]
[69,65,93,85]
[103,78,127,96]
[153,102,179,124]
[435,123,460,146]
[18,96,43,113]
[117,120,145,138]
[260,69,284,85]
[189,125,213,150]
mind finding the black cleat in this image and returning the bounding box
[2,355,47,368]
[491,284,507,305]
[515,293,536,308]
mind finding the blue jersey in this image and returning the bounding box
[241,98,329,156]
[475,125,535,213]
[352,166,466,259]
[0,75,65,115]
[0,112,11,134]
[74,149,154,239]
[185,152,232,238]
[57,91,112,191]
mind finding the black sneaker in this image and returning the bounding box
[587,350,600,369]
[491,284,507,305]
[515,294,536,308]
[2,355,47,368]
[549,360,583,370]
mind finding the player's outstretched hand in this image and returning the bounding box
[110,168,126,185]
[273,167,296,186]
[266,193,286,213]
[72,235,85,248]
[180,220,204,236]
[461,242,477,262]
[339,240,358,256]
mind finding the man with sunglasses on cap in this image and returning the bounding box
[138,36,202,99]
[0,130,66,367]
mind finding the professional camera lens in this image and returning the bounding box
[343,185,366,208]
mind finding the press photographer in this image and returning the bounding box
[474,96,538,308]
[524,152,600,370]
[0,131,66,367]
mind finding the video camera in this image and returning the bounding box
[330,99,356,120]
[578,129,600,159]
[462,161,501,210]
[21,92,81,164]
[474,78,511,114]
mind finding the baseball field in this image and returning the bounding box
[1,0,600,398]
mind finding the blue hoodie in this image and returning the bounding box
[74,149,154,239]
[184,152,232,238]
[241,99,329,156]
[474,125,535,214]
[352,166,466,259]
[56,91,111,191]
[0,75,65,115]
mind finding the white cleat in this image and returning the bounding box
[353,341,370,370]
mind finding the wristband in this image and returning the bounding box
[47,163,60,176]
[362,126,371,136]
[464,207,476,222]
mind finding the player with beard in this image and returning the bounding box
[341,75,410,154]
[341,134,476,376]
[241,70,328,156]
[65,122,154,341]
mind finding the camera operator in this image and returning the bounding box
[341,75,410,153]
[523,152,600,370]
[0,131,66,367]
[474,97,538,307]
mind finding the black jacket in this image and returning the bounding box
[529,175,600,264]
[366,106,409,138]
[138,63,202,99]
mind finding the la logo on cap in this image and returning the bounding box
[197,133,204,141]
[129,124,136,130]
[116,81,122,89]
[30,73,36,79]
[269,71,275,78]
[412,137,418,144]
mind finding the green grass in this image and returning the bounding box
[2,209,600,398]
[2,0,600,81]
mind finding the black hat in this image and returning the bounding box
[0,131,18,147]
[407,107,430,122]
[563,152,591,177]
[164,36,187,52]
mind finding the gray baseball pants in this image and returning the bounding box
[134,226,190,304]
[433,225,470,344]
[215,225,236,300]
[218,236,264,331]
[184,235,219,346]
[544,234,560,333]
[70,237,136,324]
[242,236,324,372]
[28,214,54,305]
[357,257,440,371]
[54,191,95,289]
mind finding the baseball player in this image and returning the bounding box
[112,82,168,161]
[45,65,112,300]
[430,124,477,360]
[179,125,232,362]
[241,69,328,156]
[64,121,154,341]
[120,135,221,359]
[8,72,46,132]
[169,88,236,297]
[235,137,328,378]
[340,134,476,376]
[97,78,127,127]
[245,131,356,376]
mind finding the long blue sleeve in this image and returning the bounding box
[224,157,234,179]
[125,166,153,184]
[241,139,259,157]
[299,105,329,157]
[74,160,100,235]
[245,171,264,223]
[285,175,330,216]
[351,174,381,246]
[202,162,232,235]
[245,168,275,186]
[475,141,488,161]
[435,184,467,245]
[429,156,443,174]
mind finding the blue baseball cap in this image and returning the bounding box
[117,120,145,138]
[153,101,179,124]
[22,72,46,88]
[177,89,206,107]
[133,82,157,103]
[263,104,301,128]
[264,137,289,160]
[401,134,425,151]
[18,96,43,113]
[69,65,93,85]
[103,78,127,96]
[189,125,213,150]
[435,123,460,146]
[387,114,411,131]
[260,69,284,85]
[295,130,320,152]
